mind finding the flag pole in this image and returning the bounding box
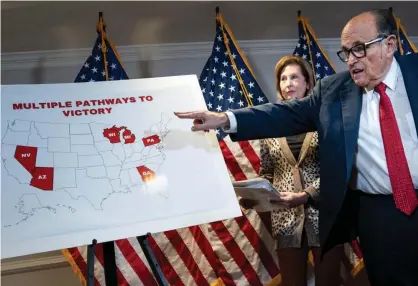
[87,239,97,286]
[98,14,118,286]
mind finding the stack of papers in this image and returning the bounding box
[232,178,286,212]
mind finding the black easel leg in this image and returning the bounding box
[137,233,168,286]
[103,241,118,286]
[87,239,97,286]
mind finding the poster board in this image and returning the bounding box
[1,75,241,259]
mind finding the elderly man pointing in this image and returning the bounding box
[175,9,418,286]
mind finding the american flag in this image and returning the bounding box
[197,10,282,285]
[62,14,164,286]
[62,12,280,286]
[293,14,335,82]
[63,14,227,286]
[74,20,128,82]
[294,13,365,278]
[392,11,417,56]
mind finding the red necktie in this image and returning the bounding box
[376,82,418,215]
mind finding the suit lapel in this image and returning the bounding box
[398,55,418,138]
[340,84,362,180]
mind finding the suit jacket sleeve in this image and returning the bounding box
[229,83,322,142]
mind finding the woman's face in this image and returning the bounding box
[279,64,309,101]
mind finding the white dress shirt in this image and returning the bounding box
[352,58,418,194]
[224,58,418,195]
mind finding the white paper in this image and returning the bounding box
[234,178,286,212]
[232,177,277,192]
[234,187,286,212]
[1,75,241,259]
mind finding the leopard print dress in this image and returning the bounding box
[259,131,320,249]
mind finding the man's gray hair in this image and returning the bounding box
[368,9,397,37]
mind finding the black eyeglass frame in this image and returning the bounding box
[337,34,390,62]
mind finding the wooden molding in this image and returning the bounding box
[1,252,68,276]
[3,37,416,71]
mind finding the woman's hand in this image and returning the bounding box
[270,192,308,208]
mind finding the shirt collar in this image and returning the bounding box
[364,57,399,95]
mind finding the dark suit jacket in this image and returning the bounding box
[229,53,418,255]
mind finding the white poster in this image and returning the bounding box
[1,75,241,259]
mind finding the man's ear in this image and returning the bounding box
[386,35,397,54]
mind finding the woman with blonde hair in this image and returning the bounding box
[241,55,344,286]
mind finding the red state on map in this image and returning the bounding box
[30,167,54,191]
[122,128,136,144]
[14,145,37,174]
[136,166,156,183]
[103,126,123,143]
[142,135,161,147]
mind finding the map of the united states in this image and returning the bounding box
[2,113,171,227]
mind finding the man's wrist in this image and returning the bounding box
[221,112,230,129]
[223,111,237,133]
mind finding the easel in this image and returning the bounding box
[86,233,168,286]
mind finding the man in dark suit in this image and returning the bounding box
[175,9,418,286]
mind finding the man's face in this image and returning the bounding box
[340,13,396,89]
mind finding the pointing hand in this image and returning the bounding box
[174,111,230,132]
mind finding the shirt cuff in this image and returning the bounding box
[222,111,238,133]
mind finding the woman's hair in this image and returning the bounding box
[274,55,314,98]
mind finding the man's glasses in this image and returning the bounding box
[337,34,389,62]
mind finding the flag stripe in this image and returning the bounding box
[177,228,219,284]
[164,230,210,286]
[238,141,260,174]
[126,237,153,273]
[227,219,271,283]
[67,247,88,279]
[256,211,273,236]
[92,244,107,286]
[95,243,127,285]
[248,140,261,156]
[218,139,247,181]
[188,226,235,285]
[114,243,143,286]
[205,224,244,284]
[155,233,195,286]
[68,247,102,286]
[244,210,279,273]
[148,235,185,286]
[234,214,280,279]
[77,246,105,286]
[115,239,158,285]
[223,137,257,179]
[210,221,263,286]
